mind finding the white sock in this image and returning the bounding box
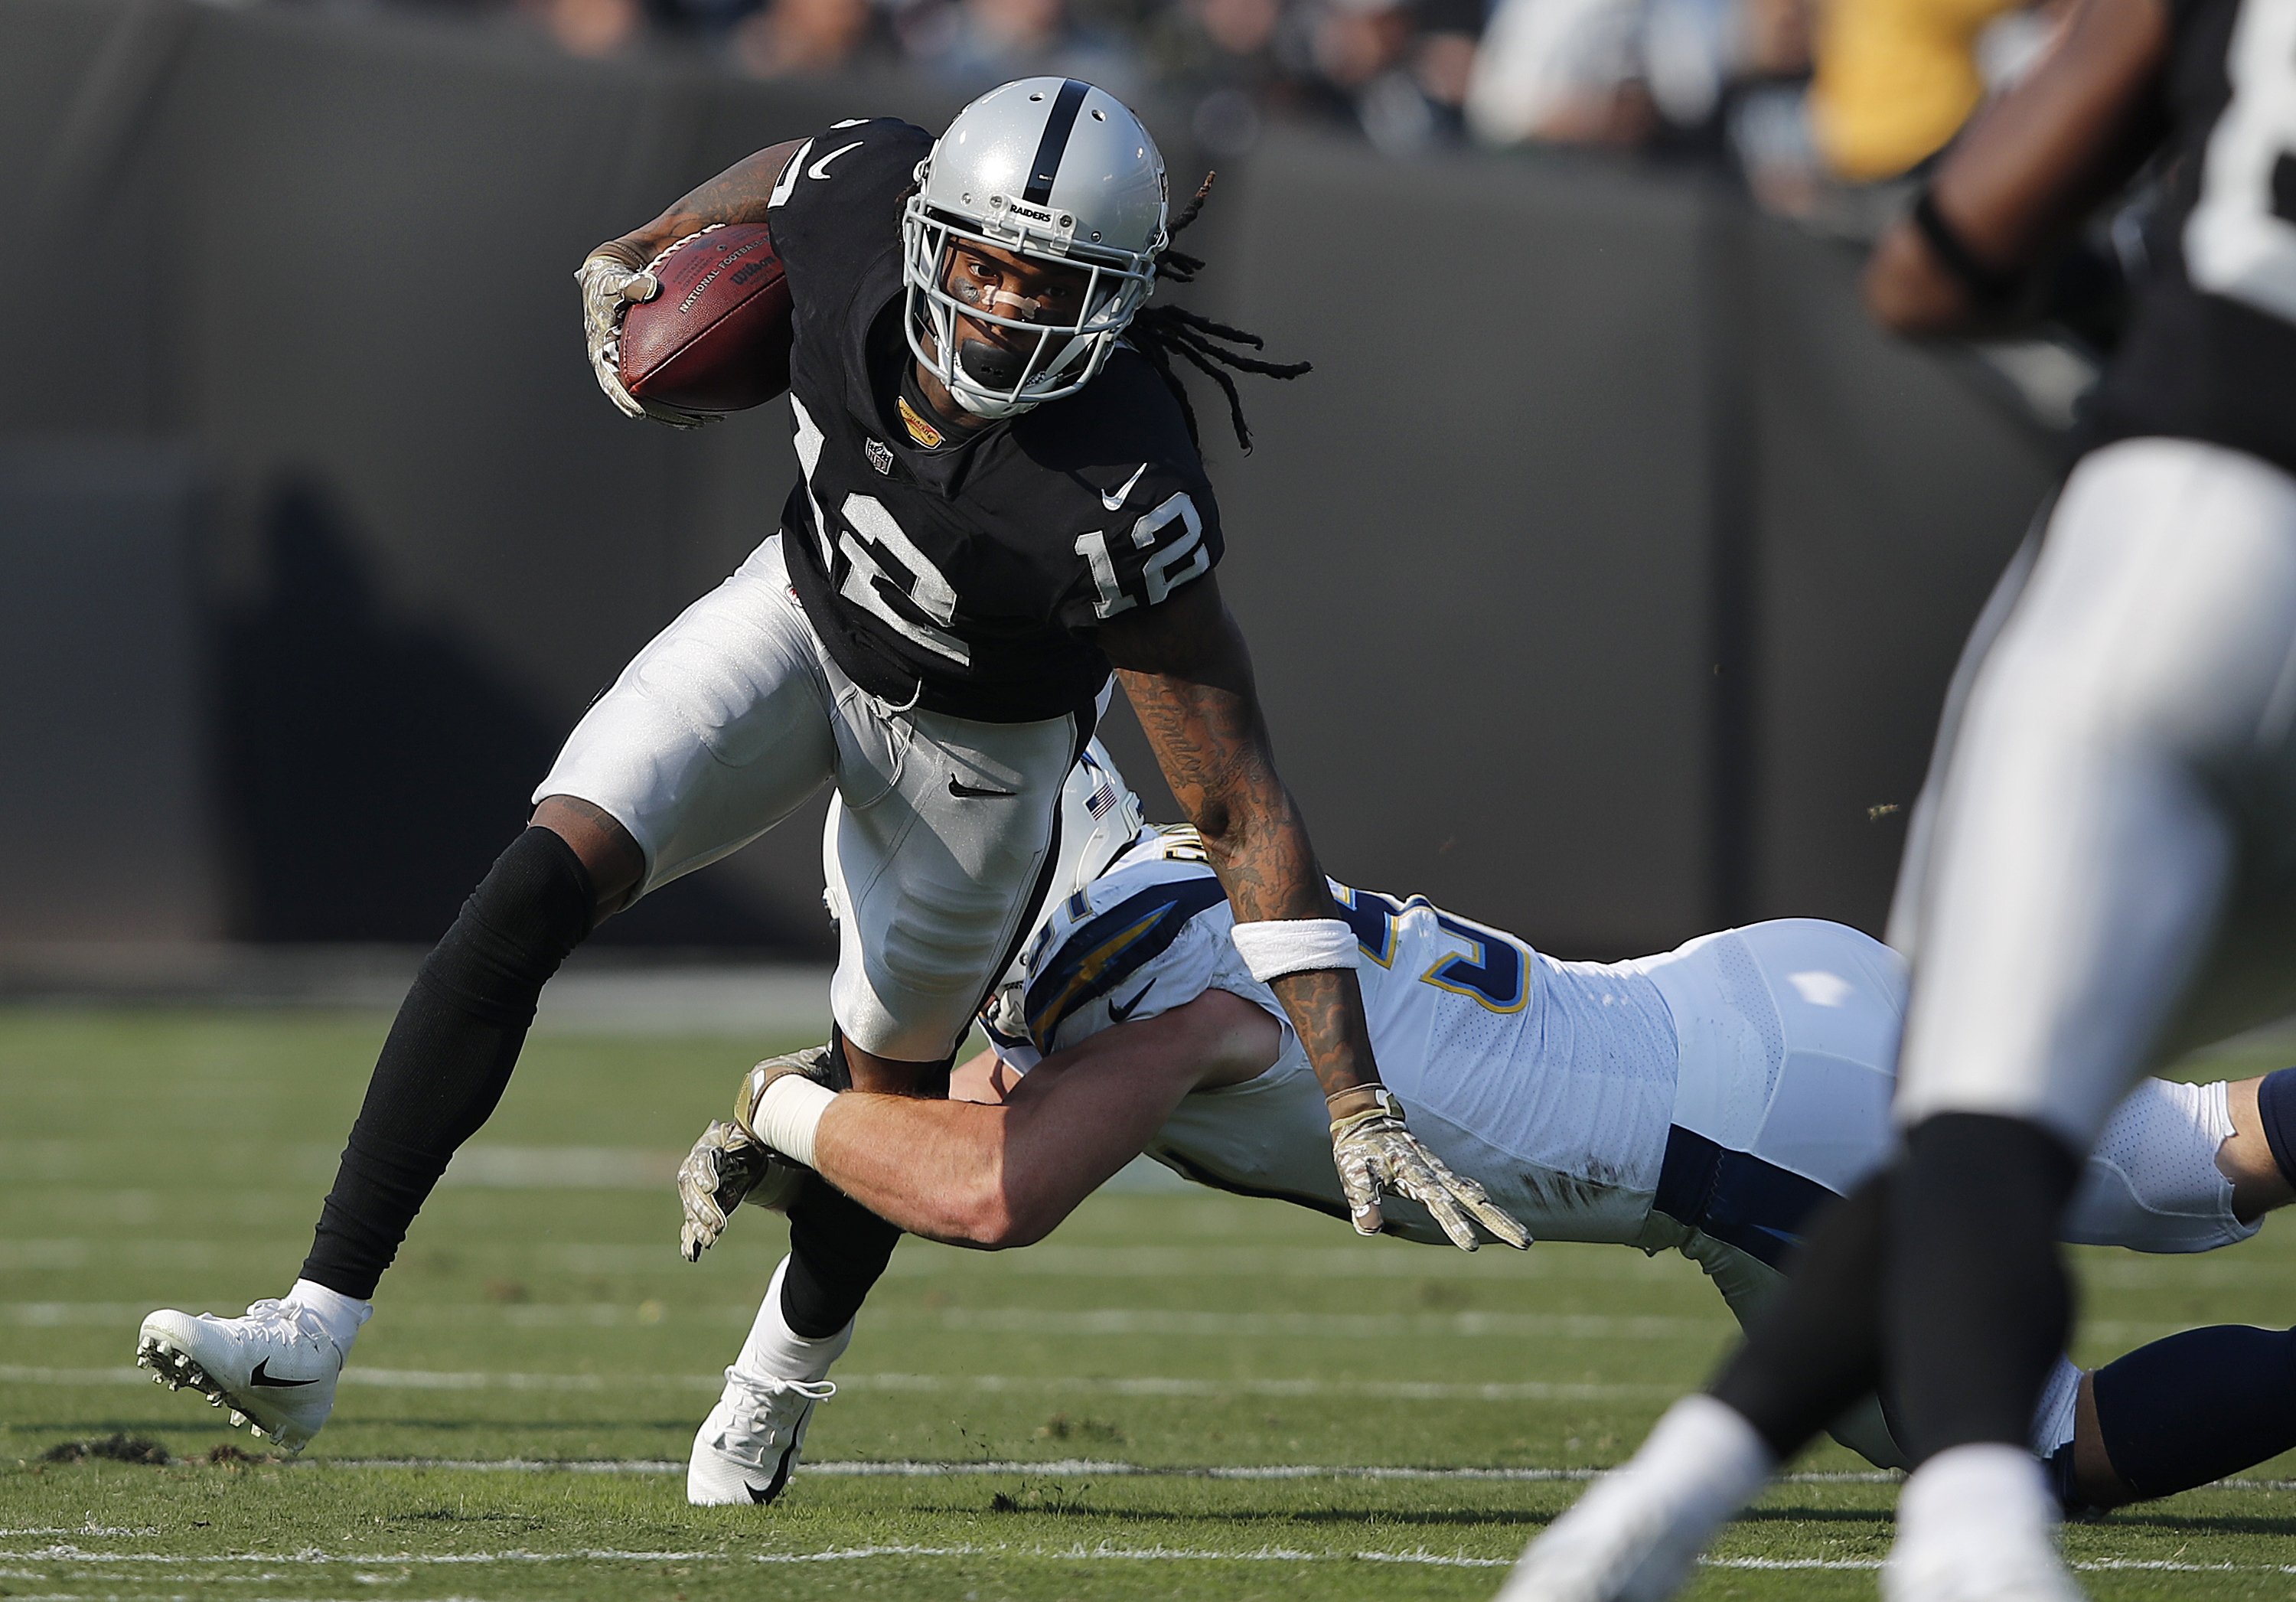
[1497,1395,1773,1602]
[1623,1392,1776,1506]
[733,1256,853,1385]
[286,1278,373,1357]
[1898,1442,2058,1550]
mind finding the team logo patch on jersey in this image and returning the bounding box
[897,396,944,449]
[866,439,894,475]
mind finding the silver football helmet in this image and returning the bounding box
[902,78,1169,419]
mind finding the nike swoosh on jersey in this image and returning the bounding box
[807,141,864,181]
[1107,982,1153,1023]
[248,1359,318,1388]
[949,775,1019,799]
[1100,462,1149,511]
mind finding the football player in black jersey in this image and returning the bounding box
[1505,0,2296,1597]
[132,79,1528,1470]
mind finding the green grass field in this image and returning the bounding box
[5,1007,2295,1599]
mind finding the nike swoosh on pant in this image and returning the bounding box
[949,775,1018,799]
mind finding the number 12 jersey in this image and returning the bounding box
[765,118,1224,725]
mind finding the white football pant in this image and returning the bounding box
[536,534,1084,1061]
[1890,437,2296,1146]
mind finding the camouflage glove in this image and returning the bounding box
[676,1045,837,1261]
[575,245,716,429]
[1329,1088,1533,1253]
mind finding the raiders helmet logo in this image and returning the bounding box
[866,439,894,475]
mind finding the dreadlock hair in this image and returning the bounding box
[1129,173,1311,453]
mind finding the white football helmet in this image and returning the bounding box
[902,78,1169,419]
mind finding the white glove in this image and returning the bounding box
[575,250,716,429]
[1330,1090,1533,1252]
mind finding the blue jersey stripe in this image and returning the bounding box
[1022,875,1230,1048]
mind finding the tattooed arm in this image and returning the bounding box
[1100,577,1531,1249]
[586,140,807,271]
[1097,575,1380,1100]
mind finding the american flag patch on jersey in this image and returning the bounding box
[1085,779,1118,818]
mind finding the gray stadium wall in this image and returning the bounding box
[0,0,2057,958]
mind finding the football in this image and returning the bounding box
[618,223,792,415]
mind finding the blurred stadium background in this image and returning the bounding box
[2,0,2080,986]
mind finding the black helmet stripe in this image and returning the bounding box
[1022,80,1091,205]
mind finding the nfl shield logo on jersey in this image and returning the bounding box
[866,439,894,475]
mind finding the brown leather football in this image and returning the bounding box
[618,224,792,415]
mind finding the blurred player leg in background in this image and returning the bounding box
[1498,439,2296,1602]
[1867,438,2296,1597]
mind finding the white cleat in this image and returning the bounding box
[1497,1395,1774,1602]
[135,1299,343,1452]
[1883,1444,2088,1602]
[687,1367,836,1506]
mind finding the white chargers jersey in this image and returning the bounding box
[983,826,2247,1282]
[985,829,1684,1246]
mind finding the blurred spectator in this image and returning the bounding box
[902,0,1139,93]
[526,0,644,55]
[731,0,876,73]
[1466,0,1653,147]
[418,0,2063,203]
[1464,0,1808,152]
[1807,0,2027,182]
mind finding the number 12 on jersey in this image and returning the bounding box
[1077,492,1210,619]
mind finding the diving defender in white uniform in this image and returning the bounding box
[677,748,2296,1511]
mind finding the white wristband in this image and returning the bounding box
[752,1075,837,1169]
[1230,917,1360,983]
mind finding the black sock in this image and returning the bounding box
[772,1029,925,1338]
[2092,1323,2296,1499]
[1711,1171,1890,1460]
[2254,1066,2296,1186]
[781,1174,903,1337]
[300,828,595,1299]
[1887,1112,2080,1463]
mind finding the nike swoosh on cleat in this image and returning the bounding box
[948,775,1018,799]
[1101,462,1149,511]
[248,1359,318,1388]
[745,1480,775,1503]
[1107,983,1153,1024]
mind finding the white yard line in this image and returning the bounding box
[0,1303,1726,1339]
[29,1454,2296,1492]
[7,1543,2295,1574]
[0,1239,1648,1281]
[0,1364,1675,1400]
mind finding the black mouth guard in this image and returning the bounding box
[957,338,1031,391]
